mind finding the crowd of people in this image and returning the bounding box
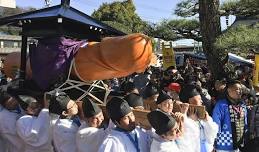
[0,58,259,152]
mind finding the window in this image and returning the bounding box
[0,41,3,48]
[3,40,14,48]
[13,42,18,48]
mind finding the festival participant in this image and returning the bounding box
[156,91,174,114]
[124,92,144,110]
[213,80,248,152]
[0,135,6,152]
[16,95,54,152]
[143,84,159,111]
[124,81,139,95]
[52,92,80,152]
[0,91,23,152]
[148,110,182,152]
[98,97,151,152]
[76,98,111,152]
[179,84,218,152]
[153,90,189,149]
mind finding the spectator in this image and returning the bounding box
[213,80,248,152]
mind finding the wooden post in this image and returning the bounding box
[19,35,27,87]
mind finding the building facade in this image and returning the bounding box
[0,0,16,8]
[0,35,21,59]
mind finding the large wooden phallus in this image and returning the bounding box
[4,33,153,81]
[73,33,153,81]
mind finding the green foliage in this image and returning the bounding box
[150,20,177,41]
[152,19,201,41]
[0,6,36,18]
[91,0,146,34]
[174,0,198,17]
[221,0,259,17]
[215,24,259,51]
[103,21,132,34]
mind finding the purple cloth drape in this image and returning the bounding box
[29,37,85,90]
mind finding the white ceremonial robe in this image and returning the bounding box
[0,108,23,152]
[53,118,80,152]
[76,119,115,152]
[180,116,218,152]
[150,134,181,152]
[76,127,107,152]
[98,126,151,152]
[0,135,6,152]
[16,109,54,152]
[0,105,7,152]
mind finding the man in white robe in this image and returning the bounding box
[179,84,218,152]
[76,98,109,152]
[0,92,24,152]
[98,97,151,152]
[16,95,54,152]
[52,92,80,152]
[148,110,182,152]
[0,104,7,152]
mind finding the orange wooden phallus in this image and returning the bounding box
[3,52,32,79]
[4,33,153,81]
[73,33,153,81]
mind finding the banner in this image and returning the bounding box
[162,42,176,70]
[253,54,259,87]
[0,0,16,8]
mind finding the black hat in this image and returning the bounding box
[179,84,200,103]
[18,95,38,110]
[124,82,137,93]
[106,97,132,122]
[143,85,158,99]
[82,97,102,118]
[0,90,11,106]
[156,91,171,104]
[124,93,144,108]
[226,79,241,88]
[147,110,176,135]
[49,92,71,115]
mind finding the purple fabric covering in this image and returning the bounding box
[29,37,85,90]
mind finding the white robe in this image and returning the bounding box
[98,126,151,152]
[0,108,23,152]
[76,127,107,152]
[53,118,80,152]
[76,120,115,152]
[0,105,7,152]
[180,116,218,152]
[150,134,181,152]
[0,135,6,152]
[16,109,54,152]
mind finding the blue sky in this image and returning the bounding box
[16,0,181,23]
[15,0,235,45]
